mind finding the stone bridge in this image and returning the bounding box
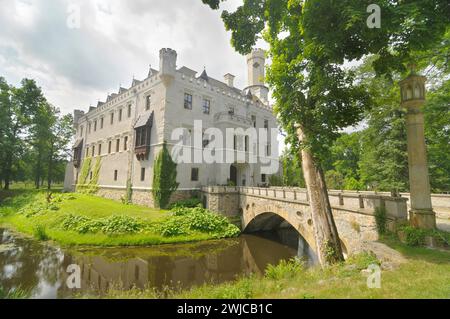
[201,186,409,256]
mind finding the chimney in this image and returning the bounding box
[224,73,235,88]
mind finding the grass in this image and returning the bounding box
[99,240,450,299]
[0,189,238,247]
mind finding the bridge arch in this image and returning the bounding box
[242,204,319,263]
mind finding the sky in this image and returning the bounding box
[0,0,267,115]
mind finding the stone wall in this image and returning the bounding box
[97,186,197,208]
[201,186,240,217]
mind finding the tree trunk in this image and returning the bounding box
[3,154,12,190]
[297,126,344,266]
[47,143,54,190]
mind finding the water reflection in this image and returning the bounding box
[0,228,299,299]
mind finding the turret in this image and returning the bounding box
[159,48,177,86]
[73,109,85,128]
[245,49,269,102]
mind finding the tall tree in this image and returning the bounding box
[2,79,44,189]
[46,110,73,190]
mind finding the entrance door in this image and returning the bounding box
[229,165,237,186]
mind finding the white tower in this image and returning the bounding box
[159,48,177,86]
[245,49,269,102]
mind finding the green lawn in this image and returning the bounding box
[0,190,235,246]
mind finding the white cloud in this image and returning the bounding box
[0,0,252,115]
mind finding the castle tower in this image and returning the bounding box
[245,49,269,102]
[159,48,177,86]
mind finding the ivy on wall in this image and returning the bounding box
[76,156,101,194]
[152,142,179,209]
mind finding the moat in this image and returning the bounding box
[0,228,313,298]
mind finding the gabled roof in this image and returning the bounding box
[199,69,209,81]
[134,111,154,128]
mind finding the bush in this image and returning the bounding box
[346,251,380,270]
[374,206,387,235]
[400,226,427,246]
[160,206,240,238]
[101,215,143,235]
[60,214,144,235]
[33,224,49,241]
[265,258,304,280]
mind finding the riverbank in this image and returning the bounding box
[100,237,450,299]
[0,189,240,246]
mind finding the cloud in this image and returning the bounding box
[0,0,250,114]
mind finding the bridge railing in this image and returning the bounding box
[230,186,408,220]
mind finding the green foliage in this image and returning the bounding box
[281,150,305,187]
[61,214,144,235]
[374,206,387,235]
[268,174,283,186]
[33,224,49,241]
[400,226,428,247]
[346,251,380,270]
[169,197,202,209]
[159,206,240,238]
[152,142,179,209]
[265,258,304,280]
[0,286,30,299]
[76,157,92,191]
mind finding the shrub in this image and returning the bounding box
[101,215,143,235]
[152,142,179,209]
[346,251,380,270]
[400,226,427,246]
[265,258,304,280]
[374,206,387,235]
[160,206,240,238]
[33,224,49,241]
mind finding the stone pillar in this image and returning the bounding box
[399,67,436,229]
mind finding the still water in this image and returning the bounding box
[0,228,305,298]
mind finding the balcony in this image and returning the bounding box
[213,111,253,126]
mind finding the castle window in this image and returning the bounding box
[128,104,132,118]
[73,139,83,168]
[98,143,102,156]
[146,95,151,110]
[86,147,89,158]
[110,112,114,125]
[264,119,269,129]
[184,93,192,110]
[233,135,238,150]
[119,109,123,122]
[251,115,256,128]
[124,136,128,151]
[90,171,93,180]
[100,118,104,129]
[134,112,154,161]
[80,126,84,137]
[88,122,91,134]
[191,168,199,181]
[116,139,120,152]
[114,170,118,181]
[140,168,145,181]
[108,141,112,154]
[245,136,249,152]
[261,174,267,183]
[94,120,97,132]
[202,99,210,114]
[91,145,95,157]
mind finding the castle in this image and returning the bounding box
[64,48,279,207]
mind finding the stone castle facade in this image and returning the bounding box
[64,48,279,207]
